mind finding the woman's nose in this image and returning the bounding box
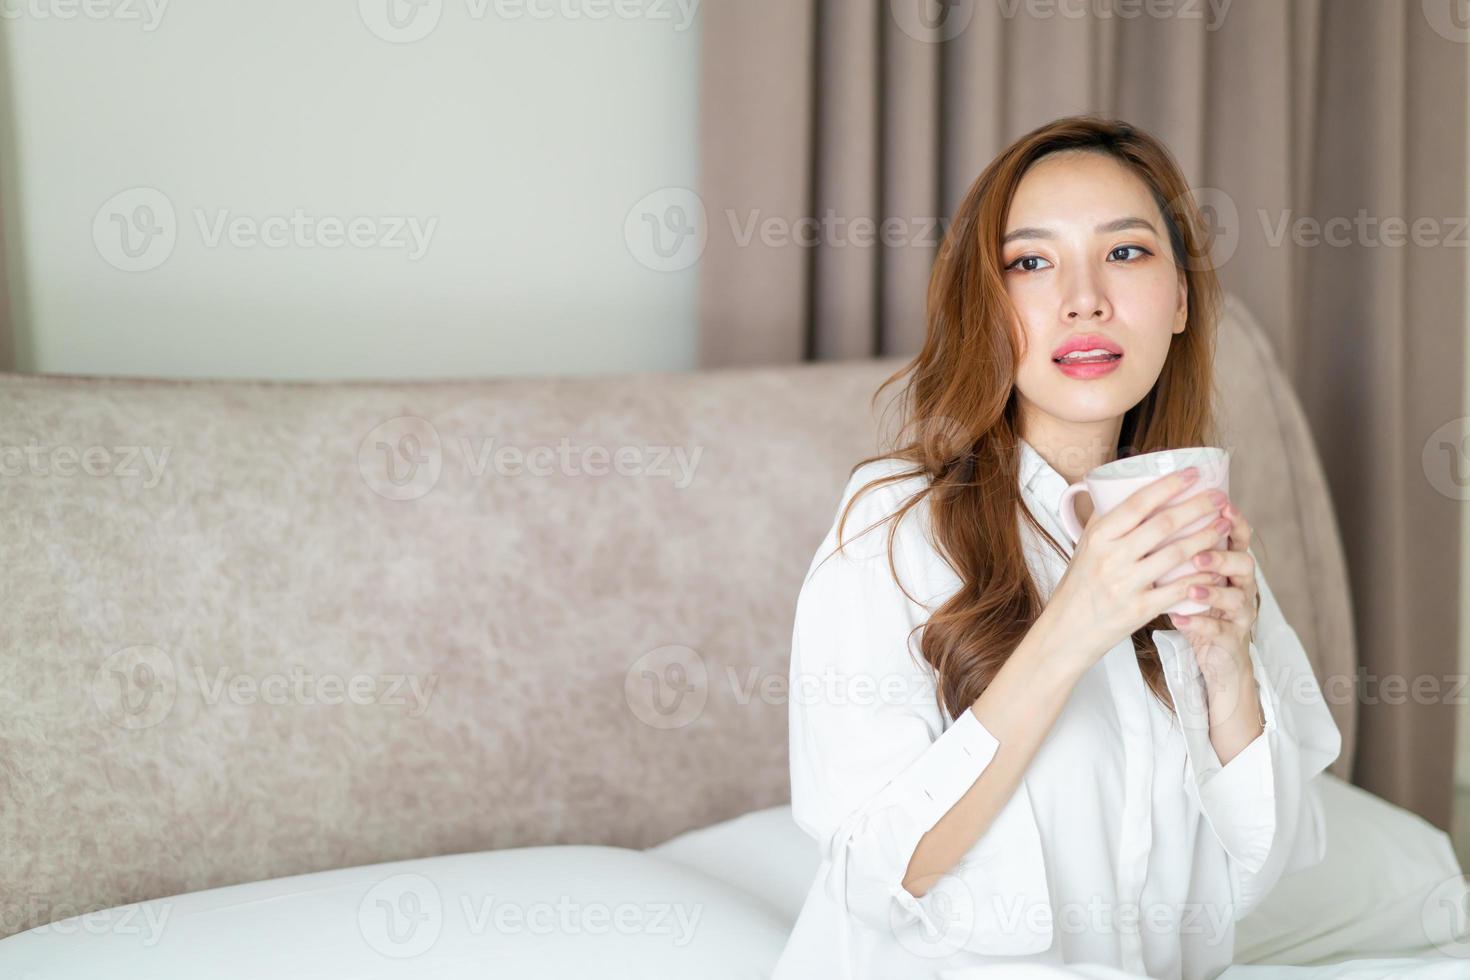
[1061,270,1109,321]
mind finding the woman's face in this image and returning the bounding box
[1002,150,1188,438]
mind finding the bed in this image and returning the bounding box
[0,772,1462,977]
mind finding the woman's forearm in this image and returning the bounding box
[1208,668,1266,766]
[901,618,1087,898]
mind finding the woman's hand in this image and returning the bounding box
[1040,468,1234,675]
[1169,500,1266,745]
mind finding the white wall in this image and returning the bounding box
[0,0,701,380]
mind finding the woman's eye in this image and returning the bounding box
[1006,255,1052,273]
[1109,245,1151,262]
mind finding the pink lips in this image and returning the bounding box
[1052,332,1124,379]
[1055,357,1122,379]
[1051,333,1124,359]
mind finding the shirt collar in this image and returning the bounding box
[1018,436,1072,518]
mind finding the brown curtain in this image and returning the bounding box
[698,0,1467,829]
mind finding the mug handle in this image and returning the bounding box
[1057,481,1091,545]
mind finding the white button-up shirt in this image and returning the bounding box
[771,439,1343,980]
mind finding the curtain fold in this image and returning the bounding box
[697,0,1467,828]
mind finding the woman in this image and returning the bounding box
[770,116,1342,980]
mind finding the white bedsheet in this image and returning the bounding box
[934,954,1465,979]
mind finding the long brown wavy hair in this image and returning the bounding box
[829,114,1229,720]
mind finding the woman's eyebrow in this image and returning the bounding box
[1002,216,1158,244]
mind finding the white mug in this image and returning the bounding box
[1056,447,1231,616]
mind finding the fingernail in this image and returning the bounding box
[1181,467,1199,481]
[1208,490,1226,504]
[1213,517,1231,532]
[1190,586,1208,599]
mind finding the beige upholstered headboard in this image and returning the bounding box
[0,293,1354,938]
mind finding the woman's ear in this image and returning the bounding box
[1173,273,1188,334]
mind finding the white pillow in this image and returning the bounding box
[1234,775,1469,965]
[646,805,820,925]
[0,845,790,979]
[645,774,1469,966]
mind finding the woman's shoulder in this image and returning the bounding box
[839,455,931,506]
[825,456,935,565]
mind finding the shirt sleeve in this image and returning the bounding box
[786,462,1052,956]
[1155,544,1343,921]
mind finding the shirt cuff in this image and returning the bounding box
[824,706,1002,931]
[1157,630,1279,875]
[871,710,1053,956]
[889,706,1003,828]
[882,708,1002,929]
